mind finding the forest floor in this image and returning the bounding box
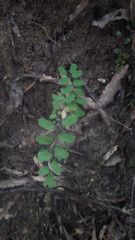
[0,1,135,239]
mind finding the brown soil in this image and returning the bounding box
[0,1,135,239]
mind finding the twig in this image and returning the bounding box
[15,73,42,81]
[15,73,59,85]
[0,166,28,177]
[0,139,19,149]
[0,185,131,216]
[24,81,36,93]
[6,14,14,46]
[107,115,132,132]
[67,148,86,156]
[0,109,14,127]
[0,178,30,189]
[28,21,60,47]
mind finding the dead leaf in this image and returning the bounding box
[98,78,106,84]
[92,9,129,28]
[83,65,128,129]
[104,155,122,166]
[10,83,24,108]
[68,0,89,26]
[4,213,13,220]
[100,145,119,166]
[75,226,84,235]
[40,74,58,84]
[122,103,135,133]
[98,65,129,108]
[10,17,22,38]
[103,145,118,161]
[62,109,67,119]
[99,225,107,240]
[32,176,45,182]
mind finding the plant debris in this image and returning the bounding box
[92,9,129,28]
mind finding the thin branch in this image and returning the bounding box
[28,21,60,47]
[107,115,132,132]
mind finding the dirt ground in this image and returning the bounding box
[0,0,135,239]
